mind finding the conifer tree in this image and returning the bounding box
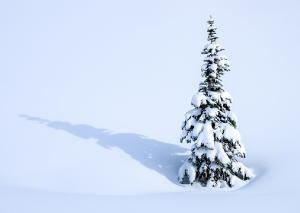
[178,16,254,187]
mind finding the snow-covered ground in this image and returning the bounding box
[1,0,300,212]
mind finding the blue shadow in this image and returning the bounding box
[20,115,188,185]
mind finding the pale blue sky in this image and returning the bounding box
[0,0,299,147]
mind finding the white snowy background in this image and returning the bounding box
[0,0,299,212]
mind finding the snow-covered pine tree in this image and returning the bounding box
[178,16,254,187]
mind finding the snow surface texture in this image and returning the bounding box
[1,0,300,212]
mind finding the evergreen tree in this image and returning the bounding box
[178,16,254,187]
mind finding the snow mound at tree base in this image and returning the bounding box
[179,168,256,191]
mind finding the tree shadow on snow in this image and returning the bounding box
[20,115,188,185]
